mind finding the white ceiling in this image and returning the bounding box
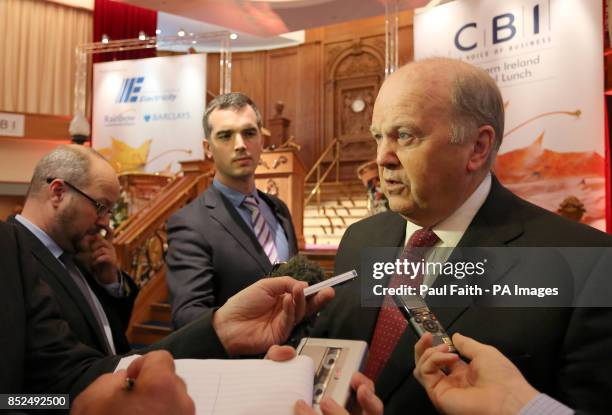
[156,12,304,53]
[114,0,429,51]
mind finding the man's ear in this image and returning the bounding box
[48,180,66,207]
[467,125,495,173]
[203,139,213,159]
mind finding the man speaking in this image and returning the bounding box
[308,58,612,414]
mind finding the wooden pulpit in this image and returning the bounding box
[255,148,305,249]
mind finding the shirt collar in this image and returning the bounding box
[15,214,65,259]
[213,178,258,208]
[404,172,492,247]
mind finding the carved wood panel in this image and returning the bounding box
[336,78,378,139]
[324,39,383,168]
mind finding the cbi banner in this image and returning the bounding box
[414,0,606,230]
[92,54,206,173]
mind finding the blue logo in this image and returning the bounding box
[454,4,547,52]
[143,112,190,122]
[116,77,144,103]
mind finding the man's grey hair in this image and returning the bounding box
[447,62,505,164]
[202,92,262,140]
[27,145,107,198]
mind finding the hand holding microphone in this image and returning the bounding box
[269,255,356,317]
[268,255,327,286]
[413,332,542,415]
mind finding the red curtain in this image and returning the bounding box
[93,0,157,62]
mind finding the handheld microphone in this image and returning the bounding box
[268,255,326,286]
[394,293,456,353]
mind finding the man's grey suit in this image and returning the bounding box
[167,185,298,328]
[310,176,612,414]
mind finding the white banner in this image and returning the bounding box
[415,0,606,230]
[0,113,25,137]
[92,54,206,173]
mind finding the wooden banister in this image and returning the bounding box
[304,138,342,209]
[114,164,214,286]
[113,162,214,344]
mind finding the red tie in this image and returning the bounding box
[363,228,439,381]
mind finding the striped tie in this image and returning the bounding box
[243,195,279,264]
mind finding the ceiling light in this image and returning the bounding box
[177,28,186,37]
[138,31,146,40]
[192,40,197,44]
[101,34,109,44]
[155,29,161,35]
[229,33,239,40]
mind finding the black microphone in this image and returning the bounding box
[268,254,326,286]
[394,293,456,353]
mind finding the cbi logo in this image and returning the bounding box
[454,3,547,52]
[116,77,144,103]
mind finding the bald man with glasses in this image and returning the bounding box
[8,144,138,356]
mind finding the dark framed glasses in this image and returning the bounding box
[46,177,112,218]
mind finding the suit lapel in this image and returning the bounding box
[204,186,271,272]
[11,220,110,352]
[456,175,524,247]
[426,176,526,329]
[429,247,519,327]
[430,176,525,324]
[332,213,407,346]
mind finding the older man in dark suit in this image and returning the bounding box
[9,144,137,355]
[308,58,612,414]
[167,92,298,329]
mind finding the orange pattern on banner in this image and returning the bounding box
[98,138,152,173]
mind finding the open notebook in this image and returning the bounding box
[116,355,314,415]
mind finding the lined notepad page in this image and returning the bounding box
[115,356,315,415]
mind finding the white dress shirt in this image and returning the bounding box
[403,173,492,289]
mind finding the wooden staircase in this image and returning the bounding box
[303,180,370,247]
[113,161,215,348]
[128,271,173,348]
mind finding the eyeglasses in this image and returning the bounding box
[46,177,112,218]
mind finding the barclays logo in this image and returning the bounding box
[116,77,144,103]
[143,112,190,122]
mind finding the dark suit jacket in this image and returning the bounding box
[0,220,228,399]
[311,176,612,414]
[9,217,138,355]
[167,185,298,328]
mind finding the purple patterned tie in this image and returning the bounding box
[243,196,279,264]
